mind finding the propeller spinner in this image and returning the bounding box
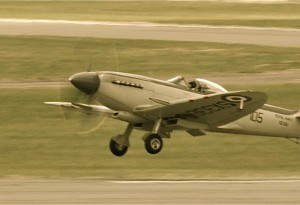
[69,72,100,95]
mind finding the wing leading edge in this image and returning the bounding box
[44,102,116,115]
[44,102,147,123]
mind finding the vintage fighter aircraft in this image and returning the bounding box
[45,71,300,156]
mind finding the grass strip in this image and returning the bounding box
[1,36,300,81]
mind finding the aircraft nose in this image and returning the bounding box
[69,72,100,95]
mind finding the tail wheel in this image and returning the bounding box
[109,139,128,157]
[144,134,163,154]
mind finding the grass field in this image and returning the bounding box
[0,84,299,179]
[1,36,300,82]
[0,1,300,28]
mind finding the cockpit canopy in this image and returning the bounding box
[168,76,227,94]
[188,78,228,94]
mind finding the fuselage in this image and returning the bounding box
[212,105,300,138]
[95,71,200,120]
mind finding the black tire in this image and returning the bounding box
[109,139,128,157]
[144,134,163,154]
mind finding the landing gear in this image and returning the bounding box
[109,139,128,157]
[108,118,165,156]
[143,118,164,155]
[144,133,163,154]
[109,124,133,157]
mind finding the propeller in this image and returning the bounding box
[112,42,120,73]
[58,77,107,135]
[57,40,121,134]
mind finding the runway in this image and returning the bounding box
[1,179,300,204]
[1,19,300,47]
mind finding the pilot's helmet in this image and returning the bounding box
[188,81,197,89]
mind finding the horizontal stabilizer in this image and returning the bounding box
[295,111,300,121]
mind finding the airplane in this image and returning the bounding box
[45,71,300,156]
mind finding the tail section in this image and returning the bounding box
[293,111,300,139]
[296,111,300,121]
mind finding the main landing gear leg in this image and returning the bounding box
[109,124,133,157]
[143,118,164,155]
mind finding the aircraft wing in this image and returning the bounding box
[134,91,267,127]
[44,102,116,115]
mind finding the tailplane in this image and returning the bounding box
[295,111,300,121]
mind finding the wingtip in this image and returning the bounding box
[44,102,52,105]
[44,102,72,106]
[44,102,59,105]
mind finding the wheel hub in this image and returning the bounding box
[150,138,161,150]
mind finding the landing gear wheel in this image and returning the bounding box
[144,134,163,154]
[109,139,128,157]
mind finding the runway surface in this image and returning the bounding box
[1,179,300,204]
[1,19,300,48]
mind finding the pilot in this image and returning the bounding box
[188,80,207,94]
[188,81,197,90]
